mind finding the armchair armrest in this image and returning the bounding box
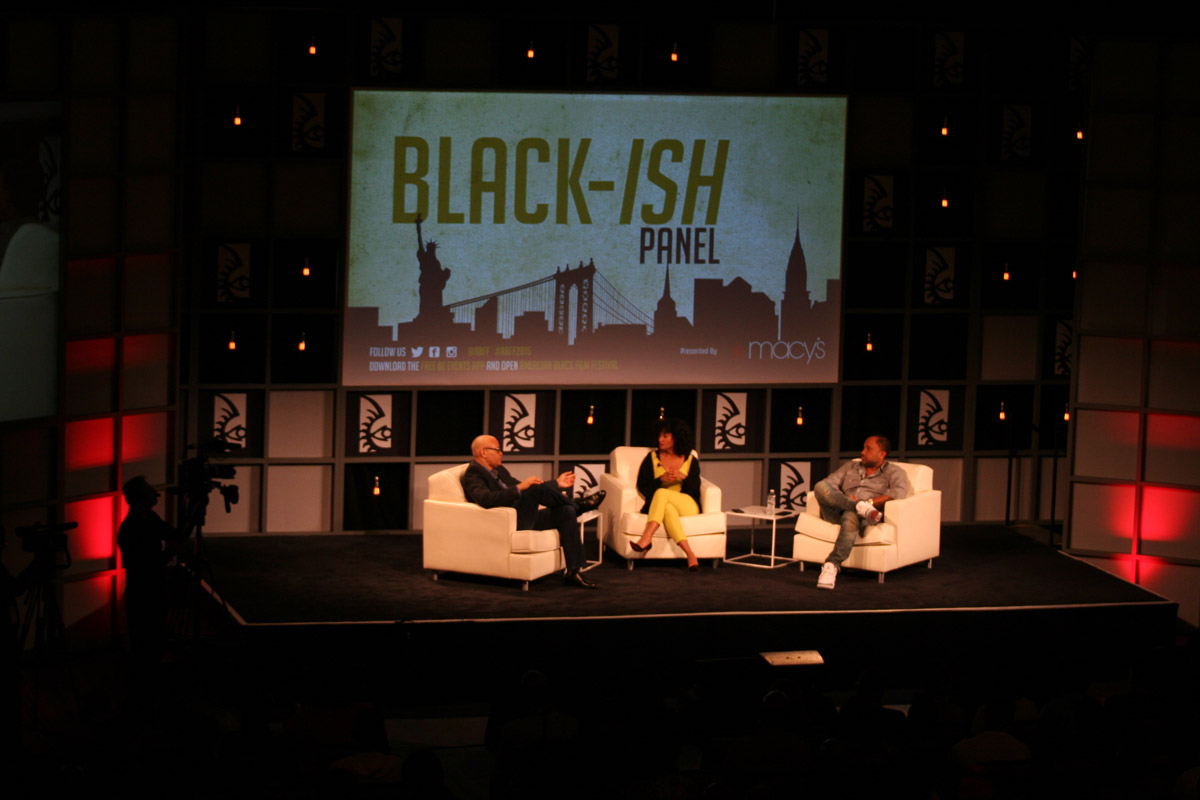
[884,490,942,562]
[699,477,722,513]
[881,490,939,530]
[423,500,518,573]
[601,471,640,533]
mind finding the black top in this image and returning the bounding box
[636,451,702,514]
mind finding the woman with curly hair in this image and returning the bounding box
[630,418,703,570]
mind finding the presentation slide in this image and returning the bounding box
[0,103,61,422]
[345,90,845,386]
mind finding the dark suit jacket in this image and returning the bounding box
[461,461,522,509]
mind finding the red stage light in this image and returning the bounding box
[1146,412,1200,454]
[124,333,168,367]
[64,496,116,562]
[1140,486,1200,548]
[66,338,115,376]
[65,418,115,471]
[121,412,168,464]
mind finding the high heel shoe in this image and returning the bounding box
[687,561,700,572]
[630,540,652,553]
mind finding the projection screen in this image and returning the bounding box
[345,90,845,386]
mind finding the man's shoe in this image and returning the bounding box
[564,569,598,589]
[855,500,883,525]
[575,489,606,513]
[817,562,838,590]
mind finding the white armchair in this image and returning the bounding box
[600,446,726,569]
[792,460,941,583]
[422,464,567,590]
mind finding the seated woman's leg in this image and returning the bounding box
[633,498,662,550]
[659,494,700,542]
[661,503,702,569]
[634,487,671,549]
[632,519,659,550]
[636,491,701,565]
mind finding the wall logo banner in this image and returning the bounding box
[776,460,811,510]
[571,462,606,499]
[213,393,247,448]
[924,247,955,304]
[712,391,747,450]
[501,392,537,452]
[917,389,950,446]
[358,394,393,453]
[217,243,251,303]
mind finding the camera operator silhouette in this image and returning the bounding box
[118,476,189,663]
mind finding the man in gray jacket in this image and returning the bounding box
[812,435,909,590]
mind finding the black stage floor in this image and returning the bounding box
[201,526,1177,683]
[204,525,1160,624]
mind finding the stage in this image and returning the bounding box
[200,525,1177,688]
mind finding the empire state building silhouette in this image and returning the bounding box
[779,218,813,340]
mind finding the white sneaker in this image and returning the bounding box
[817,562,838,590]
[855,500,883,525]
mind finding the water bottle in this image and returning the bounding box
[766,489,776,513]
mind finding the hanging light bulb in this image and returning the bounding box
[1072,268,1077,279]
[1003,264,1010,281]
[302,257,310,277]
[658,406,665,420]
[227,331,237,351]
[233,106,242,126]
[940,116,948,136]
[1076,126,1084,140]
[796,406,804,426]
[671,42,679,62]
[999,401,1006,421]
[373,475,381,496]
[308,36,317,55]
[586,404,595,425]
[941,190,949,208]
[298,332,306,352]
[1063,404,1071,422]
[865,333,873,352]
[527,41,534,59]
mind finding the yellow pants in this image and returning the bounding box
[647,489,700,543]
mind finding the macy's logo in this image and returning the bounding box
[747,338,827,364]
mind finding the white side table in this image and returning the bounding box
[577,508,605,572]
[724,506,799,568]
